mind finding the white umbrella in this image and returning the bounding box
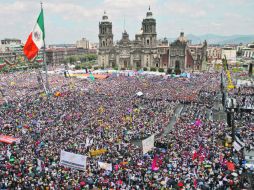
[231,172,238,177]
[136,91,143,96]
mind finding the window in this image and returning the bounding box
[147,39,150,45]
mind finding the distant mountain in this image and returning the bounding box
[186,34,254,45]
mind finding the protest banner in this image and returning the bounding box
[0,135,20,144]
[60,150,87,171]
[98,161,112,171]
[90,149,107,157]
[142,134,154,154]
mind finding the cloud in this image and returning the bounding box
[45,2,101,21]
[0,0,254,44]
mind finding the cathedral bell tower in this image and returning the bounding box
[99,11,113,49]
[142,6,157,48]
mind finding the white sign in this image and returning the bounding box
[98,161,112,171]
[60,150,87,171]
[142,134,155,154]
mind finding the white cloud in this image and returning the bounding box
[0,0,253,44]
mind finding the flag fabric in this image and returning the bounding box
[89,73,95,81]
[152,155,159,171]
[233,136,245,152]
[23,9,45,61]
[192,150,198,161]
[227,161,235,171]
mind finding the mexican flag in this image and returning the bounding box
[23,9,45,61]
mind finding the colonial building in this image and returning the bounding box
[169,32,207,71]
[46,47,91,65]
[76,38,90,49]
[207,47,222,63]
[98,8,165,70]
[98,8,207,72]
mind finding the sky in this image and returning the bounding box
[0,0,254,44]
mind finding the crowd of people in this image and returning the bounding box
[0,70,253,189]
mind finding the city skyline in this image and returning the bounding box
[1,0,254,44]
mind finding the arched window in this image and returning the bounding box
[147,39,150,45]
[103,41,105,47]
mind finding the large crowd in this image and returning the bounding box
[0,70,253,189]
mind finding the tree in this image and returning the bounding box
[150,67,157,72]
[158,68,164,72]
[175,69,181,75]
[167,68,172,74]
[65,56,78,64]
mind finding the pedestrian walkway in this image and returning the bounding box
[132,104,184,147]
[161,104,184,136]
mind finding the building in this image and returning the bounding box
[98,9,167,70]
[1,38,21,45]
[0,38,27,63]
[45,47,96,65]
[207,47,222,63]
[76,38,90,49]
[188,43,207,70]
[169,32,207,71]
[242,44,254,59]
[0,38,22,53]
[98,8,207,72]
[221,47,237,63]
[157,38,169,69]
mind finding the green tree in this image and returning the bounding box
[167,68,172,74]
[158,68,164,72]
[150,67,157,72]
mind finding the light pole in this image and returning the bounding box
[226,98,236,155]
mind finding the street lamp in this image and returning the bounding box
[226,98,237,154]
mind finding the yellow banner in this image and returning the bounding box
[226,70,234,90]
[90,149,107,157]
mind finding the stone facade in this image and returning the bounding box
[98,8,165,70]
[98,8,207,72]
[169,32,207,72]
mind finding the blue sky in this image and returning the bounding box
[0,0,253,44]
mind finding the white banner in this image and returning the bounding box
[233,141,242,152]
[98,161,112,171]
[37,159,42,172]
[60,150,87,171]
[142,134,155,154]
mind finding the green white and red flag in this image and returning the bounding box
[23,9,45,61]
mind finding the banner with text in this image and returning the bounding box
[60,150,87,171]
[142,134,155,154]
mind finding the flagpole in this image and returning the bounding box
[41,2,50,94]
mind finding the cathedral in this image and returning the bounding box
[98,8,207,72]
